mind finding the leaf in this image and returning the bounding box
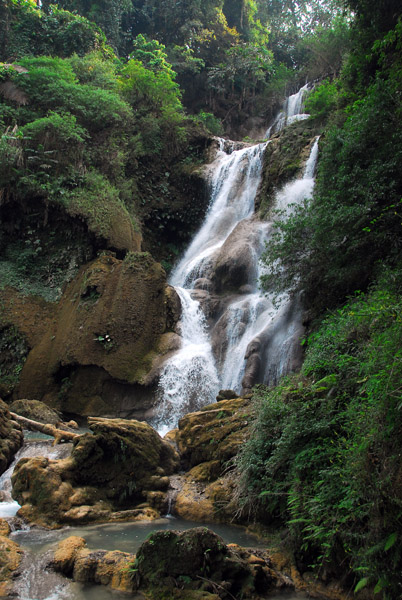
[384,532,397,551]
[354,577,369,593]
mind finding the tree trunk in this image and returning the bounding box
[9,412,80,444]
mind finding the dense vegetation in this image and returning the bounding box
[238,1,402,597]
[1,0,401,596]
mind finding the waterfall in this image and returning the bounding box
[265,83,311,139]
[153,94,319,434]
[218,138,320,392]
[152,287,219,436]
[171,141,268,288]
[153,142,267,434]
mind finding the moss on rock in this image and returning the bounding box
[256,119,322,219]
[0,398,23,476]
[16,252,180,417]
[11,417,178,526]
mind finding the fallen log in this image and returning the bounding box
[9,412,80,444]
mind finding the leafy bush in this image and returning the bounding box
[237,271,402,597]
[304,79,339,121]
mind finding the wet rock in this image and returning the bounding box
[0,534,23,598]
[194,278,213,291]
[174,476,235,523]
[11,417,179,526]
[134,527,275,598]
[216,390,239,401]
[176,397,251,469]
[210,219,264,293]
[53,536,135,592]
[0,399,23,476]
[9,399,61,425]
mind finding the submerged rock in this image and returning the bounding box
[11,417,179,526]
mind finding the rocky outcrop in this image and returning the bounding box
[210,218,266,293]
[53,528,284,599]
[9,399,62,425]
[15,252,181,419]
[256,119,322,218]
[52,536,135,592]
[0,518,23,598]
[170,396,251,522]
[11,417,179,527]
[0,399,23,476]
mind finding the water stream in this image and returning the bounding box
[0,86,321,599]
[154,86,318,432]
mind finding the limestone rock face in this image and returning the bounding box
[173,397,251,522]
[210,219,264,293]
[16,252,181,418]
[176,397,251,469]
[11,417,179,526]
[0,399,23,476]
[0,534,23,598]
[9,399,61,425]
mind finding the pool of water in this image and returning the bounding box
[9,517,315,600]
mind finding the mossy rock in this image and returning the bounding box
[16,253,179,417]
[176,397,251,471]
[134,527,273,598]
[0,399,23,476]
[256,119,322,219]
[9,399,61,425]
[11,417,179,526]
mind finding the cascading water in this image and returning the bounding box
[265,83,311,139]
[217,137,320,392]
[152,287,219,436]
[153,85,319,433]
[153,141,267,434]
[0,439,72,518]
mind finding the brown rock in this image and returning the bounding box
[16,253,180,419]
[11,417,179,527]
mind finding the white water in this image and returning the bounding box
[0,439,72,518]
[265,83,311,139]
[152,287,219,436]
[171,141,268,287]
[154,87,319,432]
[218,138,320,391]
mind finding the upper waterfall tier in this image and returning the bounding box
[170,141,267,289]
[265,83,311,139]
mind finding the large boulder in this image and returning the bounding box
[171,397,251,523]
[9,399,61,425]
[210,219,266,293]
[134,527,275,598]
[16,252,181,419]
[11,417,179,526]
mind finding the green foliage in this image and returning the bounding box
[0,323,29,397]
[0,1,110,60]
[304,79,339,121]
[261,42,402,312]
[237,271,402,596]
[193,110,223,136]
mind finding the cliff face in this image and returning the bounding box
[13,252,181,419]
